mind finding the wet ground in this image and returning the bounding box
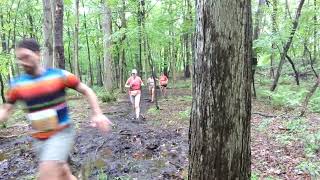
[0,89,189,180]
[2,85,317,179]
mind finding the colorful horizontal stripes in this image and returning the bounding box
[6,68,80,127]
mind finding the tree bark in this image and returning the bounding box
[189,0,252,179]
[314,0,317,66]
[102,0,113,91]
[119,0,127,92]
[54,0,65,69]
[270,0,277,79]
[184,34,191,78]
[0,73,5,103]
[285,0,293,20]
[82,0,93,86]
[253,0,266,98]
[305,43,318,78]
[67,26,73,73]
[270,0,305,91]
[300,81,319,116]
[74,0,80,80]
[286,55,299,85]
[42,0,54,68]
[27,14,35,38]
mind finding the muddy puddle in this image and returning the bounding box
[0,90,188,180]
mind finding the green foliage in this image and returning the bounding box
[0,53,11,74]
[256,75,311,110]
[257,118,273,132]
[251,172,259,180]
[301,131,320,157]
[297,161,320,177]
[276,133,297,145]
[97,169,109,180]
[309,89,320,113]
[174,80,192,89]
[285,118,307,133]
[94,87,118,103]
[179,108,190,120]
[147,107,160,116]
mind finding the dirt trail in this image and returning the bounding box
[0,89,188,180]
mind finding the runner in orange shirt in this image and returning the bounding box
[125,69,144,120]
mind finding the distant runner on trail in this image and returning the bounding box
[0,38,112,180]
[125,69,144,120]
[159,72,169,97]
[147,75,156,102]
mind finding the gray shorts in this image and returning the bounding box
[33,126,75,162]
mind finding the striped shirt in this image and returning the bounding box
[6,68,80,126]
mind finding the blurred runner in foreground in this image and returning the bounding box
[0,38,112,180]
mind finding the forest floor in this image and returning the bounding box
[1,81,320,179]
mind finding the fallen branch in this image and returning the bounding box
[0,133,27,139]
[94,139,107,157]
[252,112,299,119]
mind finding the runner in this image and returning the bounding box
[159,72,169,97]
[125,69,144,120]
[0,38,112,180]
[147,75,156,102]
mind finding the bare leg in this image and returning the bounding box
[164,87,167,97]
[63,163,77,180]
[38,161,76,180]
[160,86,164,96]
[148,88,152,101]
[135,93,141,119]
[129,95,135,112]
[151,87,155,102]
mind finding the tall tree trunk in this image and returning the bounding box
[96,50,103,87]
[82,0,93,86]
[184,0,192,79]
[189,0,252,179]
[74,0,80,79]
[42,0,54,68]
[252,0,266,98]
[102,0,113,91]
[314,0,317,65]
[12,0,21,75]
[27,14,35,38]
[270,0,278,79]
[137,0,145,74]
[184,34,191,78]
[54,0,65,69]
[67,26,73,73]
[270,0,305,91]
[119,0,127,92]
[285,0,293,20]
[0,14,7,52]
[66,11,73,73]
[146,38,159,110]
[0,73,5,103]
[286,55,299,85]
[300,80,319,116]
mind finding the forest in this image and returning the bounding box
[0,0,320,179]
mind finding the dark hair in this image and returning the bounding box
[17,38,40,52]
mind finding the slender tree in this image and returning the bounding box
[101,0,113,91]
[270,0,305,91]
[54,0,65,69]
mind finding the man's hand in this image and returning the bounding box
[90,114,113,133]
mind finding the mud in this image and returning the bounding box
[0,90,189,180]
